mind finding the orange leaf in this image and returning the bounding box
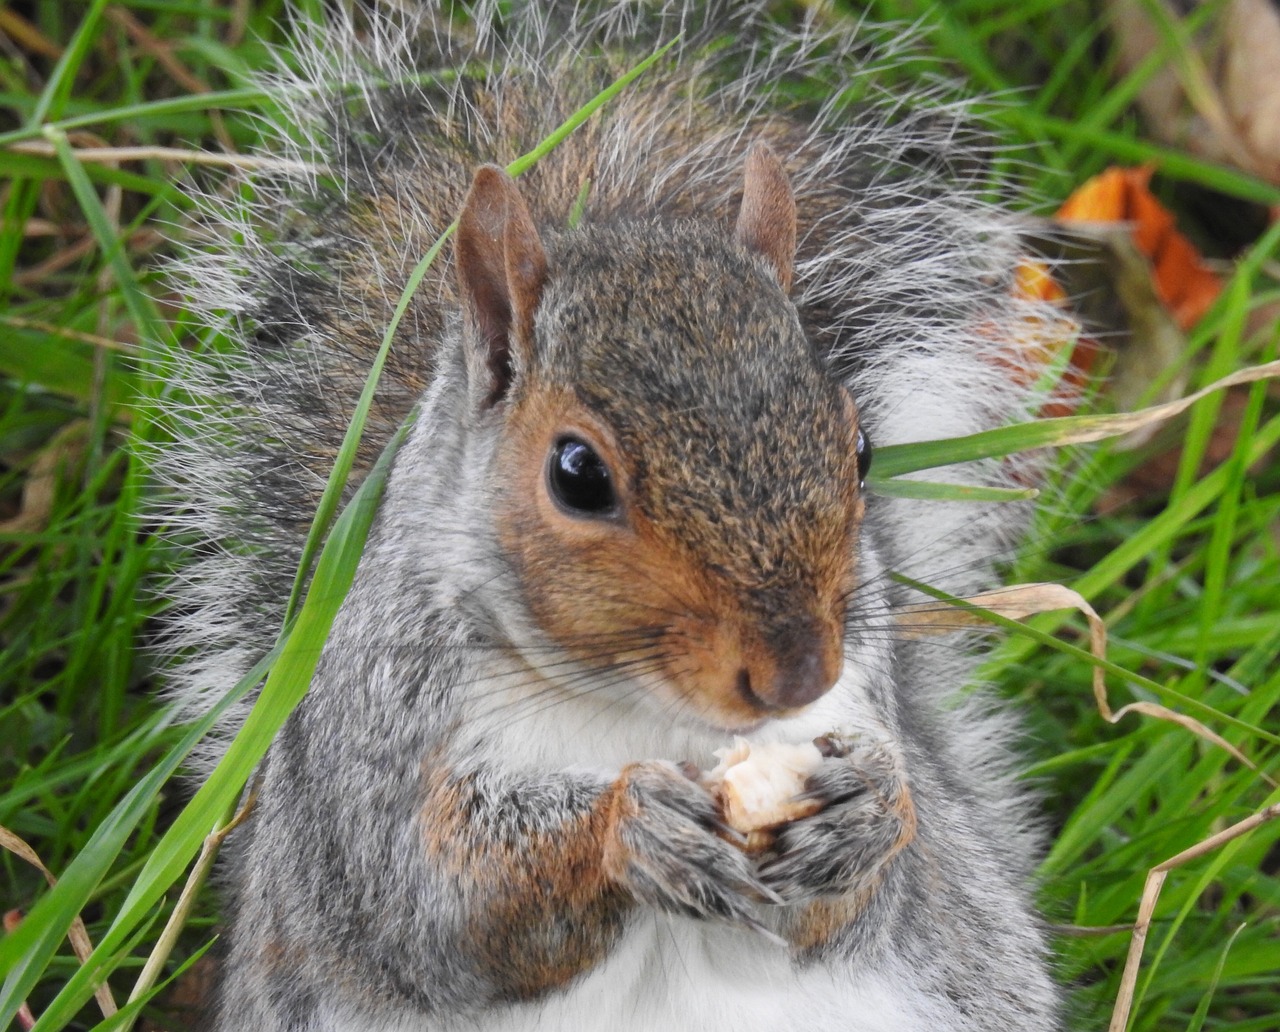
[1057,166,1221,329]
[1014,259,1067,304]
[1006,258,1091,420]
[1057,166,1131,222]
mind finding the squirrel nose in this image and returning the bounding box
[736,618,842,711]
[762,643,836,709]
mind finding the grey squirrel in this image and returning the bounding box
[154,2,1068,1029]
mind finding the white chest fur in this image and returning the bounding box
[333,914,930,1032]
[331,659,923,1032]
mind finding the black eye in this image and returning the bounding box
[549,437,616,515]
[855,428,872,486]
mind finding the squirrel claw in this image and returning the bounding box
[610,761,769,924]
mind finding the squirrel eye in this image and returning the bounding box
[548,437,616,515]
[855,428,872,486]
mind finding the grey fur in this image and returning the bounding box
[611,761,772,923]
[148,2,1070,1029]
[760,737,913,904]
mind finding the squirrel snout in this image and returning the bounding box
[736,619,843,712]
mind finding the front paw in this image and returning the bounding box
[758,735,916,903]
[603,761,774,924]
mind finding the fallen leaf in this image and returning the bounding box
[0,420,92,534]
[1223,0,1280,182]
[1057,166,1222,330]
[1025,221,1185,436]
[0,9,63,59]
[1002,256,1090,420]
[894,581,1273,785]
[1035,165,1226,446]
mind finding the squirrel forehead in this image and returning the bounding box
[536,222,831,397]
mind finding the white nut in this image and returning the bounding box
[702,738,824,837]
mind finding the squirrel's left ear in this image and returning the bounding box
[455,165,548,408]
[735,141,797,294]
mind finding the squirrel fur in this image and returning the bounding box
[152,2,1070,1029]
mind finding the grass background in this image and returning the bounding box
[1,0,1278,1029]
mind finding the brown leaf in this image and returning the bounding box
[0,420,91,534]
[1002,257,1092,420]
[1038,165,1227,446]
[894,581,1274,785]
[1029,220,1187,441]
[0,9,63,59]
[1222,0,1280,182]
[0,825,118,1020]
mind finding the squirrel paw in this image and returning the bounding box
[605,761,774,924]
[757,735,916,904]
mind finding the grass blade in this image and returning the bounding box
[20,423,406,1032]
[868,361,1280,481]
[43,128,170,352]
[0,648,276,1029]
[869,479,1038,502]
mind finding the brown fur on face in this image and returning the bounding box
[493,363,862,730]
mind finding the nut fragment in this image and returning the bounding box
[702,738,824,844]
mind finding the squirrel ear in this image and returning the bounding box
[455,165,548,408]
[734,141,797,294]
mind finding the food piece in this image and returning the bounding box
[702,738,825,848]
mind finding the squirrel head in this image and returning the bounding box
[454,144,868,732]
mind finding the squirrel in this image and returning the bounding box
[151,2,1069,1030]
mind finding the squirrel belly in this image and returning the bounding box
[320,920,944,1032]
[153,3,1067,1030]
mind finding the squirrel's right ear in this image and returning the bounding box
[455,165,548,408]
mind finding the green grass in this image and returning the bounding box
[2,2,1278,1030]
